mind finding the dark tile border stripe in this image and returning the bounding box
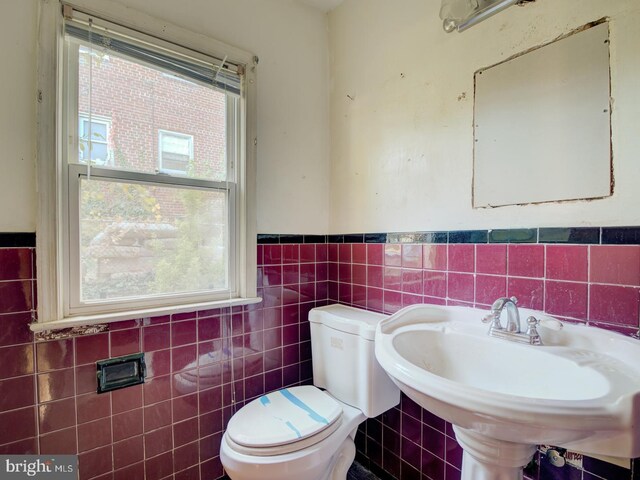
[303,235,327,244]
[258,234,328,244]
[277,234,304,244]
[488,229,537,244]
[0,233,36,248]
[601,227,640,245]
[344,234,365,243]
[258,226,640,245]
[364,233,387,244]
[538,227,600,244]
[256,234,280,244]
[449,230,488,244]
[387,232,447,244]
[4,228,640,249]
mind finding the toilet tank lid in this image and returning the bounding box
[309,304,388,340]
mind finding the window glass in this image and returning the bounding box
[159,131,194,174]
[79,116,110,165]
[74,43,227,182]
[79,176,228,303]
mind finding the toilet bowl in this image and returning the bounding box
[219,304,401,480]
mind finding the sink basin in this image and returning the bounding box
[394,329,611,401]
[375,304,640,479]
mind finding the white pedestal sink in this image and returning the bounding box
[374,304,640,479]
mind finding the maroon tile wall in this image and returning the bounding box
[1,239,639,480]
[329,242,640,330]
[0,244,325,480]
[327,241,640,480]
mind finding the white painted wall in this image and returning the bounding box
[6,0,640,235]
[0,0,38,232]
[0,0,330,234]
[328,0,640,233]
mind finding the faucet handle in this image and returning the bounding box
[526,316,540,330]
[539,318,564,331]
[525,316,542,345]
[482,312,503,331]
[482,313,495,324]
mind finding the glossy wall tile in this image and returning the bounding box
[0,244,324,480]
[327,239,640,480]
[2,233,640,480]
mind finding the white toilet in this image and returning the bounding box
[220,304,401,480]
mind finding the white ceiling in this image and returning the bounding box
[296,0,345,13]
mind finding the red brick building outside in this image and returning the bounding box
[77,47,228,180]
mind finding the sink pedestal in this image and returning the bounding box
[454,427,536,480]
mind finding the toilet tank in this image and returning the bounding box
[309,304,400,418]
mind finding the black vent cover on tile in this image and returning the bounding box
[97,353,146,394]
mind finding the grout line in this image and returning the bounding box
[473,244,478,305]
[107,331,115,473]
[31,339,40,455]
[195,305,202,470]
[72,336,80,460]
[0,278,36,285]
[542,244,547,313]
[587,244,592,324]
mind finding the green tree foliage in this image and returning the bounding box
[80,178,227,301]
[152,188,227,294]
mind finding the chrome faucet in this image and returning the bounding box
[486,297,521,332]
[482,297,542,345]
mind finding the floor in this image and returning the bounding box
[219,461,379,480]
[348,461,382,480]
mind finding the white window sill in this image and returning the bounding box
[29,297,262,332]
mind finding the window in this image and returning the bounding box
[158,130,194,175]
[34,4,257,326]
[79,114,111,165]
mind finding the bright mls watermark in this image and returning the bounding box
[0,456,77,479]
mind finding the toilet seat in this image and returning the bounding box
[225,416,343,456]
[226,386,343,456]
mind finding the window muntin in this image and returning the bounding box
[61,13,243,316]
[158,130,194,175]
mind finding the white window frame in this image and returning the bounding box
[78,113,111,165]
[157,130,194,175]
[34,1,258,330]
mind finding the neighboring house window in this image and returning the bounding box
[79,115,111,165]
[34,4,258,325]
[158,130,194,175]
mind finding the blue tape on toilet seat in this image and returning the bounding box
[227,385,343,448]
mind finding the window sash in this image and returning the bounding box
[65,164,237,316]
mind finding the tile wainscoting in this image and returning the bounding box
[0,237,325,480]
[314,231,640,480]
[1,229,639,479]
